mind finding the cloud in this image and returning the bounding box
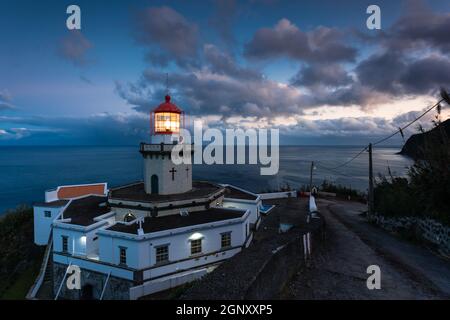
[121,67,308,118]
[133,6,199,65]
[0,90,12,102]
[380,0,450,54]
[0,90,14,111]
[0,113,148,145]
[203,44,261,81]
[110,2,450,145]
[58,30,93,66]
[209,0,238,46]
[145,52,171,67]
[291,63,353,88]
[244,19,356,62]
[0,102,14,111]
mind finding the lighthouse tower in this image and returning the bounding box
[140,95,192,195]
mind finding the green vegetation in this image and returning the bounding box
[319,180,365,201]
[375,119,450,225]
[0,206,44,299]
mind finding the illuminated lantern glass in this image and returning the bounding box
[155,112,180,134]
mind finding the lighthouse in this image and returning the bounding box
[140,95,192,195]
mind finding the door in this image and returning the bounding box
[151,174,159,194]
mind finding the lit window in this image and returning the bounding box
[221,232,231,248]
[155,245,169,264]
[44,210,51,218]
[190,239,202,255]
[119,247,127,266]
[62,236,68,253]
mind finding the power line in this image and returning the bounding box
[373,98,444,146]
[322,145,368,170]
[316,95,446,171]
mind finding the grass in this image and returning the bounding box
[1,261,41,299]
[0,205,45,299]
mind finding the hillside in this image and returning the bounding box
[399,119,450,159]
[0,206,44,299]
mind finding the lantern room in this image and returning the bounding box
[151,95,184,136]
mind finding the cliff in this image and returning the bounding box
[399,119,450,159]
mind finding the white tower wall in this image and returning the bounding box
[142,149,192,195]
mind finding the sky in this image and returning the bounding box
[0,0,450,145]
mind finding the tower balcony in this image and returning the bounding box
[139,142,194,156]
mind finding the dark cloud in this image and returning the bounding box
[355,52,450,97]
[111,1,450,141]
[117,65,307,118]
[381,0,450,54]
[244,19,356,63]
[145,52,171,67]
[291,63,353,87]
[57,30,92,66]
[133,6,199,65]
[209,0,238,46]
[400,56,450,94]
[0,114,148,145]
[355,51,406,94]
[203,44,262,81]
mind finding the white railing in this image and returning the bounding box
[54,261,72,300]
[26,231,53,300]
[99,271,112,300]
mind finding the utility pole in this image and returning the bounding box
[309,161,314,193]
[368,143,374,217]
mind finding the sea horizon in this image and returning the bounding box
[0,145,412,215]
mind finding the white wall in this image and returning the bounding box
[222,199,261,227]
[53,227,87,256]
[34,206,63,245]
[97,213,250,279]
[258,191,297,199]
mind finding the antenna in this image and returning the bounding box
[166,72,169,95]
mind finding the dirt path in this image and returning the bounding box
[282,199,450,300]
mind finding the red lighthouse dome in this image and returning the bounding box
[153,95,182,114]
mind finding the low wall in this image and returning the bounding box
[370,215,450,256]
[130,268,207,300]
[258,191,297,200]
[53,262,133,300]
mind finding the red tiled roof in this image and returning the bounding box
[57,184,106,200]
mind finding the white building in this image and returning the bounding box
[32,95,263,300]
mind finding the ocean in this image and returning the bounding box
[0,145,413,215]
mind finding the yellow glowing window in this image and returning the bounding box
[155,112,180,134]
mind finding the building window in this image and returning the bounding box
[62,236,68,253]
[221,232,231,248]
[119,247,127,266]
[190,239,202,255]
[155,245,169,264]
[44,210,51,218]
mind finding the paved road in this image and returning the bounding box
[283,199,450,300]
